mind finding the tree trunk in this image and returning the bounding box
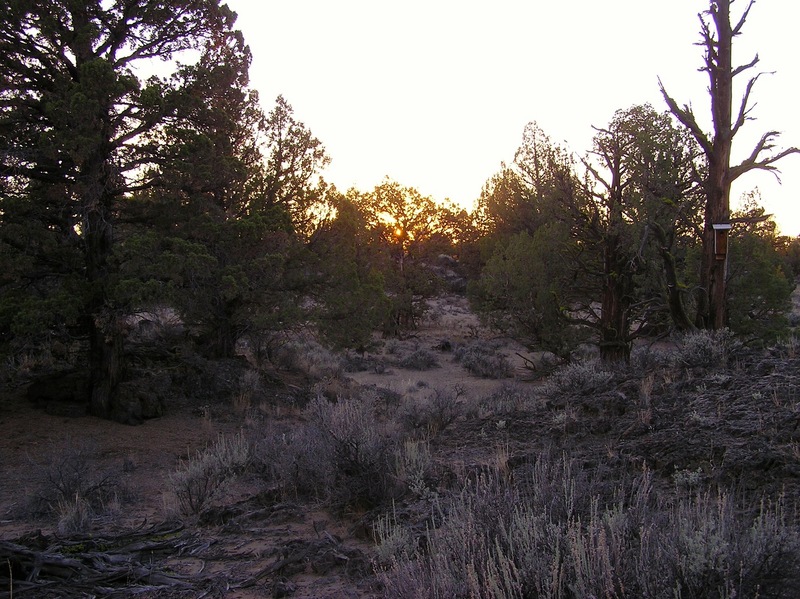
[651,222,695,331]
[83,163,127,421]
[698,204,730,331]
[206,316,238,359]
[88,311,126,419]
[599,239,633,363]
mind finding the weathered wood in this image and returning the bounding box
[0,522,207,598]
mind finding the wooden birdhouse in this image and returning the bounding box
[712,223,732,261]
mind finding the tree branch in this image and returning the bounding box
[729,134,800,182]
[658,79,713,157]
[732,0,757,36]
[731,72,762,137]
[732,53,759,77]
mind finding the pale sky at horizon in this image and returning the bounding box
[226,0,800,236]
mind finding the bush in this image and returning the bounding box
[630,344,673,374]
[168,432,251,515]
[476,383,531,417]
[252,422,333,500]
[392,438,436,500]
[399,348,439,370]
[253,392,402,510]
[675,328,739,368]
[31,438,121,532]
[398,387,464,437]
[272,337,343,378]
[55,493,94,535]
[540,359,614,396]
[453,341,513,379]
[304,394,401,509]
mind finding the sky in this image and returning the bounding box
[225,0,800,236]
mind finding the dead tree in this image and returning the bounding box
[660,0,799,329]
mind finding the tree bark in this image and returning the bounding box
[83,160,127,420]
[88,310,126,420]
[599,235,634,363]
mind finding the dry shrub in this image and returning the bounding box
[655,492,800,599]
[675,328,739,368]
[453,341,513,379]
[168,431,251,515]
[630,344,673,374]
[476,383,531,417]
[392,439,436,499]
[373,507,416,567]
[252,421,333,500]
[253,392,402,510]
[30,438,122,532]
[56,494,94,535]
[398,348,439,370]
[233,368,261,414]
[398,387,464,438]
[304,394,401,509]
[540,359,614,396]
[272,337,343,378]
[378,453,800,598]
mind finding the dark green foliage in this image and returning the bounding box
[472,107,706,362]
[309,193,389,350]
[358,180,444,336]
[0,0,250,419]
[117,62,313,362]
[726,201,794,342]
[781,236,800,278]
[469,224,587,359]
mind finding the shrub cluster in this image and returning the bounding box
[252,393,403,510]
[271,337,343,378]
[475,383,531,417]
[398,348,439,370]
[377,453,800,599]
[453,341,513,379]
[398,388,464,436]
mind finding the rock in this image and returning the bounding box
[112,371,170,424]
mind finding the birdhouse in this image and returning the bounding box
[712,223,732,261]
